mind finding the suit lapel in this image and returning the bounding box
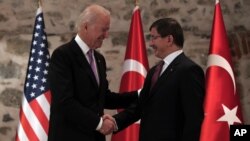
[149,64,176,96]
[71,39,99,88]
[148,53,185,97]
[93,51,105,88]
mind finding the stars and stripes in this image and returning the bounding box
[16,7,51,141]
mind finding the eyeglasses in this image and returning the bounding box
[149,35,161,41]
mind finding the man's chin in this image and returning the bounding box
[94,44,103,49]
[96,41,103,48]
[154,52,162,59]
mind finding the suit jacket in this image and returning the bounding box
[48,38,138,141]
[114,53,205,141]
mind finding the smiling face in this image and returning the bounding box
[77,4,110,49]
[149,18,184,59]
[149,27,172,59]
[85,14,110,49]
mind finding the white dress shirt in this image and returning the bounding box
[160,50,183,75]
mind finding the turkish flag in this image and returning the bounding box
[111,5,149,141]
[200,1,244,141]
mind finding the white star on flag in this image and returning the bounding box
[217,104,242,128]
[200,1,244,141]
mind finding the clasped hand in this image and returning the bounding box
[99,114,116,135]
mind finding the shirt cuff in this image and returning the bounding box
[113,118,118,132]
[96,117,103,130]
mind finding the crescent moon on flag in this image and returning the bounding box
[206,54,236,94]
[121,59,147,78]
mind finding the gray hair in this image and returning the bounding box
[75,4,110,32]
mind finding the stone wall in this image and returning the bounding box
[0,0,250,141]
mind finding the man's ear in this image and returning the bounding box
[168,35,173,43]
[165,35,174,46]
[83,23,88,30]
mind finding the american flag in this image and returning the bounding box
[16,7,51,141]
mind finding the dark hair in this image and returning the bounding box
[149,18,184,47]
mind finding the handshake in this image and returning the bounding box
[99,114,117,135]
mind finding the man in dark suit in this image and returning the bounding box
[47,4,138,141]
[104,18,205,141]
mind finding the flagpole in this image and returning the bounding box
[135,0,139,6]
[38,0,43,8]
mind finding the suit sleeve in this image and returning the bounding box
[104,90,138,109]
[94,53,139,109]
[180,65,205,141]
[112,100,141,132]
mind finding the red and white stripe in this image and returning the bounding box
[16,91,51,141]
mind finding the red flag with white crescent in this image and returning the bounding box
[111,5,149,141]
[200,1,244,141]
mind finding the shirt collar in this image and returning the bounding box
[75,34,91,55]
[162,50,183,66]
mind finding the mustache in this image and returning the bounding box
[150,45,157,49]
